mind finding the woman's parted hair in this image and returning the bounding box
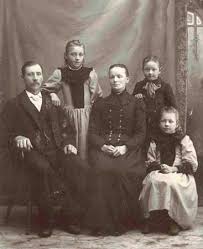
[109,63,129,77]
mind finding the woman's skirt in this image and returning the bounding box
[82,148,145,234]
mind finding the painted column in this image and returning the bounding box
[175,0,189,131]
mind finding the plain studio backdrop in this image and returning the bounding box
[0,0,176,100]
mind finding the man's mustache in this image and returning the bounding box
[31,81,41,85]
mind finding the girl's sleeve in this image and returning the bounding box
[42,69,62,93]
[164,83,177,108]
[176,135,198,174]
[133,82,142,95]
[89,69,103,104]
[146,141,161,174]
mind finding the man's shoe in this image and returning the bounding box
[90,230,107,236]
[38,226,53,238]
[141,219,151,234]
[65,224,81,235]
[142,223,151,234]
[111,230,125,236]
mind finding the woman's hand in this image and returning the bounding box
[112,145,128,157]
[50,93,61,106]
[101,145,115,155]
[134,93,144,99]
[101,145,128,157]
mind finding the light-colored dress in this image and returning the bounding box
[139,135,198,229]
[43,66,103,160]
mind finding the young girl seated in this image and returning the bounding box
[139,106,198,235]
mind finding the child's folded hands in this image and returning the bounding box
[160,164,178,174]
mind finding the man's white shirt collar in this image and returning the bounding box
[26,91,42,99]
[26,91,42,111]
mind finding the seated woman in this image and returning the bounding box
[139,106,198,236]
[82,64,146,236]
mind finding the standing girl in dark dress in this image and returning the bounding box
[83,64,146,236]
[133,56,176,146]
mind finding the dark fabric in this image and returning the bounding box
[0,91,87,223]
[147,152,194,175]
[23,149,61,222]
[141,77,162,98]
[0,115,17,196]
[133,78,177,138]
[60,154,90,225]
[1,91,76,152]
[176,162,193,175]
[32,98,56,150]
[152,128,184,166]
[22,148,90,225]
[88,90,146,150]
[83,90,146,234]
[60,66,92,108]
[146,161,161,174]
[24,149,89,225]
[147,135,195,175]
[148,128,194,175]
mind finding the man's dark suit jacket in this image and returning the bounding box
[1,90,75,152]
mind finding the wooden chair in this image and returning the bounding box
[4,151,34,235]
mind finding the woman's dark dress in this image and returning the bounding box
[83,90,146,234]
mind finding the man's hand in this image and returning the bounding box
[101,144,115,155]
[112,145,128,157]
[14,136,33,151]
[64,144,77,155]
[50,93,61,106]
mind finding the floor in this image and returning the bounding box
[0,206,203,249]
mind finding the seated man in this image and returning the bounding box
[1,61,88,237]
